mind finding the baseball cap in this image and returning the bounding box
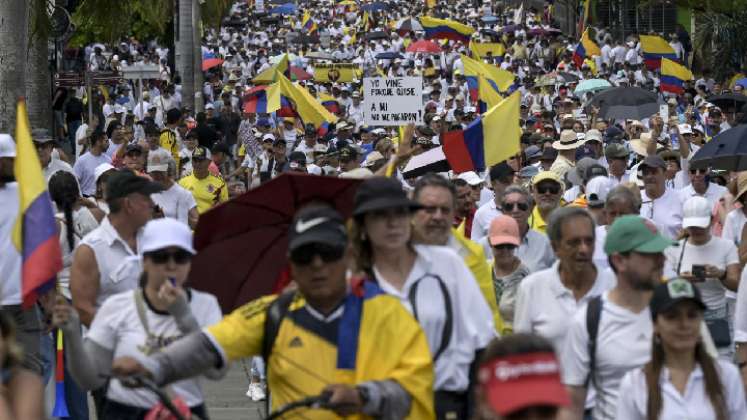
[211,142,232,157]
[478,351,570,416]
[604,143,628,159]
[540,147,558,162]
[682,196,712,228]
[519,165,539,179]
[638,155,667,171]
[457,171,483,186]
[288,206,348,251]
[524,145,542,161]
[192,146,211,160]
[650,278,706,320]
[140,218,196,255]
[289,151,306,164]
[353,177,422,216]
[488,215,520,246]
[585,176,613,208]
[106,170,163,201]
[678,124,693,135]
[567,157,598,186]
[604,215,676,254]
[532,171,564,189]
[147,148,172,173]
[126,143,144,155]
[94,163,116,183]
[489,162,515,182]
[363,151,385,168]
[262,133,276,143]
[0,134,16,158]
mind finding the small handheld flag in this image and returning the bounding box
[52,329,69,418]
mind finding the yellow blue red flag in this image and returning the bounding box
[12,98,62,308]
[420,16,474,43]
[660,58,693,94]
[640,35,677,70]
[572,28,601,68]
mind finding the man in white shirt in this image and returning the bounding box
[35,134,74,183]
[471,162,515,244]
[638,155,683,239]
[73,130,112,196]
[677,166,727,210]
[147,149,198,229]
[514,207,615,352]
[560,215,675,420]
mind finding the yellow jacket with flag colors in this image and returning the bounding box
[451,228,506,335]
[206,280,435,419]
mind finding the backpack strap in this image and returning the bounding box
[585,295,603,388]
[407,274,453,362]
[260,290,295,413]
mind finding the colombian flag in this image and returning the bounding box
[461,54,514,101]
[318,93,341,114]
[420,16,475,43]
[264,74,338,136]
[477,74,503,114]
[572,28,601,68]
[302,11,317,34]
[660,58,693,94]
[469,41,506,61]
[12,98,62,308]
[442,92,521,172]
[252,53,292,84]
[640,35,677,70]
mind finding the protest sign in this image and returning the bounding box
[363,77,423,126]
[313,63,361,82]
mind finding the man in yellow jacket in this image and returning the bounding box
[111,206,434,419]
[411,173,506,334]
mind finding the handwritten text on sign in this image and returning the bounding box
[363,77,423,126]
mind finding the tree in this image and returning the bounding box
[0,0,29,133]
[176,0,195,110]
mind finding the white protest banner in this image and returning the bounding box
[255,0,265,13]
[363,77,423,126]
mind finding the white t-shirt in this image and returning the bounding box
[374,244,495,392]
[471,200,501,243]
[734,266,747,342]
[722,208,747,246]
[514,261,616,352]
[43,158,74,183]
[561,292,653,420]
[73,151,112,196]
[616,360,747,420]
[151,183,197,226]
[663,236,738,310]
[678,183,728,212]
[88,289,222,408]
[640,188,683,240]
[0,183,22,305]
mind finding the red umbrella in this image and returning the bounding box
[290,66,313,81]
[406,39,442,54]
[202,57,224,71]
[186,173,362,313]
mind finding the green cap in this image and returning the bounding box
[604,215,676,254]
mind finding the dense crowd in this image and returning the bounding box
[5,0,747,419]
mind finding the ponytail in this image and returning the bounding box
[48,171,81,251]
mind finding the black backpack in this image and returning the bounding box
[585,295,603,388]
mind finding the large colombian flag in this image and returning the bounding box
[461,54,514,102]
[572,28,601,68]
[12,98,62,308]
[420,16,475,43]
[264,74,338,136]
[477,74,503,114]
[442,91,521,173]
[640,35,677,70]
[660,58,693,94]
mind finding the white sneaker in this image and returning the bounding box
[247,382,266,401]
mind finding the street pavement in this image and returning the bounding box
[204,359,266,420]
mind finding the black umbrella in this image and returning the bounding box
[557,71,579,83]
[587,87,661,120]
[690,124,747,171]
[290,33,320,45]
[707,93,747,112]
[365,31,390,40]
[375,52,404,60]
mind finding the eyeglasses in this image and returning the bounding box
[290,243,345,265]
[420,205,452,215]
[502,202,529,211]
[536,184,560,195]
[145,249,193,265]
[492,244,517,251]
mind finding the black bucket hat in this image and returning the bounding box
[353,177,422,217]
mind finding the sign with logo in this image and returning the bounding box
[313,63,361,83]
[54,72,85,88]
[362,77,423,126]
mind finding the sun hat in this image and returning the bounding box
[532,171,564,189]
[478,350,570,416]
[638,155,667,171]
[552,129,585,150]
[488,215,520,246]
[353,177,422,216]
[682,196,712,229]
[650,278,706,320]
[147,148,172,173]
[735,173,747,203]
[141,218,196,255]
[524,145,542,161]
[585,129,603,143]
[604,215,676,255]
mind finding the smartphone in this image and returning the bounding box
[691,265,706,281]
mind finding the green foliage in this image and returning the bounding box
[28,0,52,47]
[693,9,747,80]
[201,0,235,30]
[68,0,173,46]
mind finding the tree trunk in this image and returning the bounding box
[26,32,52,132]
[0,0,28,133]
[193,0,204,113]
[176,0,195,110]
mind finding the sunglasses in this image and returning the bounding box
[290,243,345,265]
[536,184,560,195]
[689,168,707,175]
[502,202,529,211]
[145,249,193,265]
[492,244,517,251]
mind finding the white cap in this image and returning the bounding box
[141,218,196,255]
[585,129,603,142]
[682,196,712,228]
[457,171,483,186]
[678,124,693,135]
[262,133,276,142]
[114,104,125,113]
[147,148,172,173]
[205,103,215,110]
[0,134,16,158]
[94,163,115,183]
[585,176,612,207]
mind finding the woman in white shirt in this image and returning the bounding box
[616,278,747,420]
[51,218,225,419]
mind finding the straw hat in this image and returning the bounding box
[552,129,585,150]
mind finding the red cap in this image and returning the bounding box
[478,352,570,415]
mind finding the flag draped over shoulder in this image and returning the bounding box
[12,98,62,308]
[442,92,521,173]
[660,58,693,94]
[461,54,514,101]
[640,35,677,70]
[420,16,475,43]
[572,28,600,68]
